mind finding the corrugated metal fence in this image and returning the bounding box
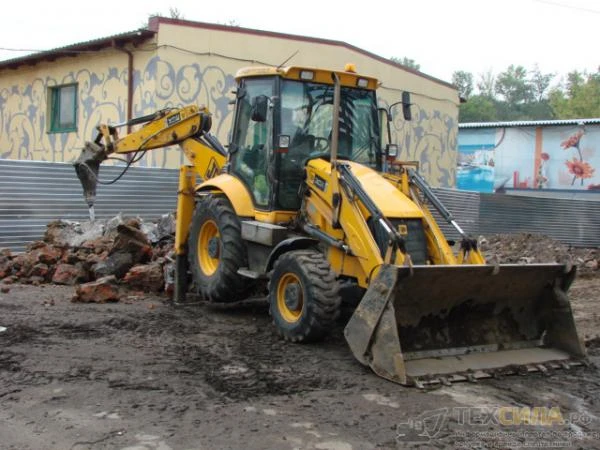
[1,159,599,252]
[0,159,178,252]
[432,187,600,247]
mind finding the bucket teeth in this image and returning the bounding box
[537,364,549,375]
[439,376,451,386]
[413,378,425,389]
[345,263,587,387]
[407,360,584,388]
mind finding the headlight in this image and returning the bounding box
[357,78,369,88]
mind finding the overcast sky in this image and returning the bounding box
[2,0,598,86]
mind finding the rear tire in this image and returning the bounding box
[188,195,247,302]
[269,249,341,342]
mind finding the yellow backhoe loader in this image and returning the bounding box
[74,64,586,387]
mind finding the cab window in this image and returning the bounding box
[231,78,274,207]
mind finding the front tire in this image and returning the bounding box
[188,195,247,302]
[269,249,341,342]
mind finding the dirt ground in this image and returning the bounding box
[1,232,600,449]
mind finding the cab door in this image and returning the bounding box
[230,77,274,209]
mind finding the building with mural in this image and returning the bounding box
[0,17,460,187]
[457,119,600,193]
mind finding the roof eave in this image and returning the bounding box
[149,16,456,90]
[0,29,156,71]
[459,118,600,129]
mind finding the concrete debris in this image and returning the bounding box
[44,219,106,248]
[92,252,134,280]
[2,214,599,304]
[1,213,176,301]
[480,232,599,277]
[140,213,176,244]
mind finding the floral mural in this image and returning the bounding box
[458,124,600,192]
[535,152,550,189]
[561,130,596,186]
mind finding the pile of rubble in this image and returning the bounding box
[0,213,176,302]
[480,232,599,277]
[1,216,598,303]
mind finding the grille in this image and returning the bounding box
[369,218,428,264]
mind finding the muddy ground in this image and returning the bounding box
[1,269,600,450]
[1,232,600,449]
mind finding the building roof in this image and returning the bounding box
[0,16,455,91]
[459,118,600,129]
[147,17,455,90]
[0,29,156,71]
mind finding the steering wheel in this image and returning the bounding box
[312,137,330,152]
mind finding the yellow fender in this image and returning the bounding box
[195,174,255,217]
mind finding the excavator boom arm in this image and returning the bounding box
[74,105,227,209]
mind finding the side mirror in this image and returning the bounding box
[251,95,269,122]
[386,144,398,158]
[402,91,412,121]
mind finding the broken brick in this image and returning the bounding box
[52,263,88,285]
[81,236,113,254]
[123,262,164,292]
[72,276,121,303]
[12,254,35,278]
[30,263,50,280]
[0,259,13,279]
[2,276,16,285]
[32,244,63,265]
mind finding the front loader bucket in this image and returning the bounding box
[344,263,586,387]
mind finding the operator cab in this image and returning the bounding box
[229,65,382,211]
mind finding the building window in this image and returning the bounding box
[49,84,77,132]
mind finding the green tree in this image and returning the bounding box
[476,69,496,98]
[549,69,600,118]
[495,65,532,105]
[452,70,474,99]
[458,95,498,122]
[390,57,420,71]
[529,65,555,102]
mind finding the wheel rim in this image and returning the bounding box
[198,220,220,275]
[276,273,304,323]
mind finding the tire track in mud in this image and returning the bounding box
[144,301,360,401]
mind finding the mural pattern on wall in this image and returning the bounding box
[560,130,596,188]
[138,57,236,167]
[0,57,455,186]
[0,57,236,170]
[384,98,457,187]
